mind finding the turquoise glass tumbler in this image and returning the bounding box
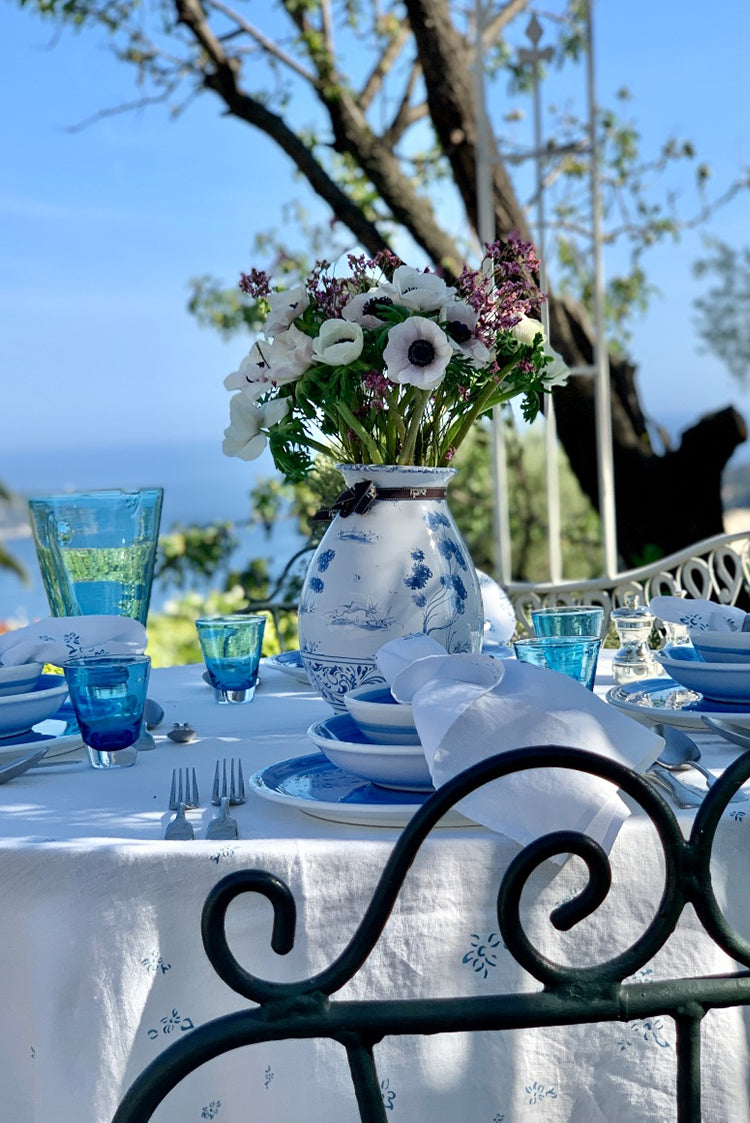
[63,654,151,769]
[196,615,266,703]
[530,605,604,639]
[513,635,601,691]
[28,488,164,625]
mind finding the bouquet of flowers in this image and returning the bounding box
[223,238,568,482]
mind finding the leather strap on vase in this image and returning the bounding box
[312,479,448,521]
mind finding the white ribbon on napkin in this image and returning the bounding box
[376,636,663,853]
[649,596,747,633]
[0,616,147,667]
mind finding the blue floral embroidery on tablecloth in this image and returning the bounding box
[618,1017,671,1051]
[492,1114,505,1122]
[141,951,171,974]
[730,809,746,822]
[462,932,502,978]
[317,549,336,572]
[525,1080,558,1105]
[147,1009,195,1040]
[210,845,237,864]
[201,1101,222,1119]
[380,1077,396,1110]
[264,1065,274,1090]
[30,1047,36,1060]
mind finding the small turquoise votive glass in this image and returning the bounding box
[196,614,266,703]
[63,654,151,769]
[513,635,601,691]
[530,604,604,639]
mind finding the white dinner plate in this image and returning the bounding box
[606,678,750,732]
[262,651,310,685]
[0,717,85,763]
[248,753,473,828]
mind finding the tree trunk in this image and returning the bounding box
[404,0,747,566]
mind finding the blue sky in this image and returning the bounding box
[1,0,749,476]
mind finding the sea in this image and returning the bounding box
[0,440,306,625]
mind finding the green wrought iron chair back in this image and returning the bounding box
[112,746,750,1123]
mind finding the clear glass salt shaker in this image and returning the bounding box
[611,592,659,684]
[658,589,692,654]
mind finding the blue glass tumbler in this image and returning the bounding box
[196,615,266,703]
[513,635,601,691]
[28,488,164,625]
[63,654,151,768]
[530,605,604,639]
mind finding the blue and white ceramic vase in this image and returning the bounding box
[297,464,484,709]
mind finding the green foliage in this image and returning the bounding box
[450,420,603,582]
[693,237,750,382]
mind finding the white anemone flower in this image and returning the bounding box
[391,266,456,312]
[511,316,545,346]
[312,319,364,365]
[541,342,569,388]
[224,342,273,400]
[440,300,491,366]
[224,326,313,396]
[383,317,453,390]
[341,287,398,329]
[264,285,309,335]
[222,394,290,461]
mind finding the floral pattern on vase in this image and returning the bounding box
[297,465,483,709]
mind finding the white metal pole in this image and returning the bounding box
[474,0,512,584]
[586,1,618,575]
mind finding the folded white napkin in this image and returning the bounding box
[0,616,148,667]
[376,635,663,853]
[649,596,747,633]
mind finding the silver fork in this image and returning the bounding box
[211,758,246,806]
[205,795,239,840]
[169,767,200,810]
[165,802,195,840]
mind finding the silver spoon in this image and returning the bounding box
[656,723,747,802]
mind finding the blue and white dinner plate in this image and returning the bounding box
[262,650,310,685]
[0,716,85,763]
[606,678,750,732]
[248,753,473,828]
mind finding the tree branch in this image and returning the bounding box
[203,0,315,83]
[358,22,411,111]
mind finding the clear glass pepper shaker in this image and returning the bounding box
[611,592,660,684]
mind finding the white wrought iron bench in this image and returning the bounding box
[506,530,750,634]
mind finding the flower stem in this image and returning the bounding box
[333,400,382,463]
[399,388,431,464]
[440,361,516,457]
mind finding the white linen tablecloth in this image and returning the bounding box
[0,654,749,1122]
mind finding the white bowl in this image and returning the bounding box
[655,649,750,704]
[0,675,69,738]
[343,686,420,745]
[0,663,44,697]
[307,714,432,791]
[691,630,750,663]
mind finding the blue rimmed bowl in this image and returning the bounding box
[307,713,431,791]
[343,685,420,745]
[0,674,69,738]
[655,648,750,704]
[0,662,44,698]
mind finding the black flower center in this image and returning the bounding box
[447,320,471,344]
[407,339,436,367]
[363,296,393,318]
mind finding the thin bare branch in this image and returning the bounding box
[320,0,334,55]
[482,0,532,50]
[64,85,178,132]
[204,0,315,83]
[384,63,428,145]
[358,22,410,111]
